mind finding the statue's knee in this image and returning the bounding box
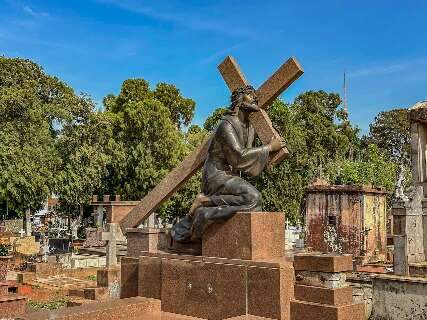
[253,190,262,206]
[245,189,262,207]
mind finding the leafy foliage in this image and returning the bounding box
[0,244,11,256]
[54,111,119,215]
[339,144,398,190]
[0,57,407,226]
[366,108,410,165]
[252,91,361,223]
[203,107,228,131]
[0,57,90,216]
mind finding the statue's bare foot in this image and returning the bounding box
[188,193,209,217]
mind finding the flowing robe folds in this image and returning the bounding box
[171,114,270,242]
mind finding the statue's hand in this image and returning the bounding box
[267,137,286,152]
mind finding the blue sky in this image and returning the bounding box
[1,0,427,132]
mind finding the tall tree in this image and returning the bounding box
[102,78,196,204]
[55,111,120,216]
[253,91,361,223]
[366,108,410,165]
[154,83,195,130]
[0,57,90,216]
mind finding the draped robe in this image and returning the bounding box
[171,113,270,242]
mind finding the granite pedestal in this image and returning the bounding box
[126,228,168,257]
[291,253,364,320]
[123,212,294,319]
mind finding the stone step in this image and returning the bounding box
[68,288,86,298]
[83,287,109,301]
[291,300,364,320]
[0,294,27,318]
[17,297,160,320]
[67,298,97,307]
[294,253,353,272]
[294,285,353,306]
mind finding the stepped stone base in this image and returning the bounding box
[126,228,168,257]
[136,251,294,320]
[291,300,365,320]
[18,297,160,320]
[294,285,353,306]
[294,253,353,272]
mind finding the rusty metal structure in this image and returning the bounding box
[305,184,388,264]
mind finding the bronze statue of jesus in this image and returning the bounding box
[171,85,286,243]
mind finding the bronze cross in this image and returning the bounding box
[119,56,304,231]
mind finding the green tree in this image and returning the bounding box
[118,98,187,199]
[0,57,90,216]
[101,79,197,205]
[54,111,120,216]
[366,108,410,165]
[203,107,228,131]
[339,144,398,191]
[253,91,361,223]
[154,83,195,129]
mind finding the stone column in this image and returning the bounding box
[25,208,31,237]
[96,205,104,228]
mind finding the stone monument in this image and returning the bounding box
[118,55,365,320]
[171,84,287,244]
[392,101,427,276]
[119,55,304,231]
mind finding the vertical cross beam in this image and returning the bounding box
[119,56,303,231]
[99,223,120,267]
[218,56,303,163]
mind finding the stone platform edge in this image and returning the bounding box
[139,250,293,268]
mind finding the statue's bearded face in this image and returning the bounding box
[240,92,260,112]
[231,85,260,113]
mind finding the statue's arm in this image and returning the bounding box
[218,121,269,175]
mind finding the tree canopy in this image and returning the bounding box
[0,57,409,225]
[0,57,91,216]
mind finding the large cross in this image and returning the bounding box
[119,56,304,231]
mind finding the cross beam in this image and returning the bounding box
[119,56,304,231]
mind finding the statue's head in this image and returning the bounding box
[230,85,259,113]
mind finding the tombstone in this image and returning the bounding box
[305,183,388,265]
[25,209,31,237]
[4,219,23,235]
[392,102,427,275]
[41,236,50,263]
[13,236,40,256]
[97,223,123,299]
[98,223,125,268]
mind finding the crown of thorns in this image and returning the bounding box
[230,85,257,110]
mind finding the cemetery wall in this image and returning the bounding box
[371,275,427,320]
